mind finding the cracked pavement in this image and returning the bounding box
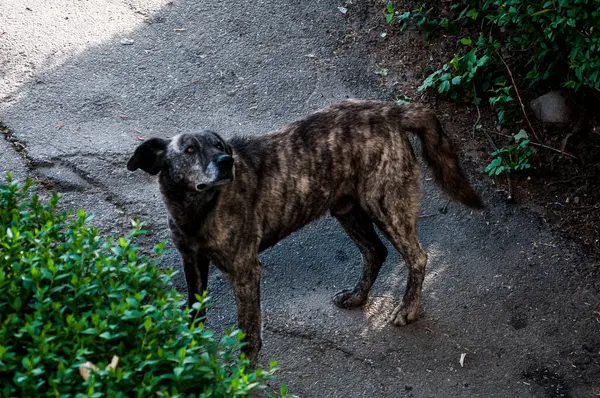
[1,1,599,396]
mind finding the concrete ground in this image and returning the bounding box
[1,1,599,396]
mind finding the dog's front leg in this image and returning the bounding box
[170,221,210,322]
[181,252,209,322]
[230,258,262,363]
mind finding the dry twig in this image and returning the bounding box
[545,175,591,187]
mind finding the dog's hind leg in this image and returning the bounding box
[367,193,428,326]
[332,205,388,309]
[385,224,428,326]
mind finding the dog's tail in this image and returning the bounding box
[394,102,484,209]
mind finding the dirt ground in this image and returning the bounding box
[346,0,600,261]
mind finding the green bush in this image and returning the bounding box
[483,130,535,175]
[388,0,600,92]
[385,2,458,36]
[453,0,600,90]
[418,36,495,104]
[386,0,597,173]
[0,174,282,397]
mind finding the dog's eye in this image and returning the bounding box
[215,142,225,151]
[186,146,195,153]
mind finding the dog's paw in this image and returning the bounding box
[389,302,419,326]
[332,289,367,309]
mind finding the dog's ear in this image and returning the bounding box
[127,138,169,175]
[210,131,233,155]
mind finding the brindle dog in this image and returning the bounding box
[127,100,483,361]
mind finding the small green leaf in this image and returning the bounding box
[476,55,490,67]
[466,8,479,19]
[438,80,451,93]
[514,130,529,142]
[531,9,551,16]
[174,367,184,378]
[126,297,138,307]
[13,296,21,311]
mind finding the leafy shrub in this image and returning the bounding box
[484,130,535,175]
[388,0,600,91]
[488,81,515,125]
[385,1,458,35]
[386,0,597,172]
[0,174,283,397]
[453,0,600,90]
[418,36,495,104]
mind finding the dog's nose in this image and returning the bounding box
[216,154,233,168]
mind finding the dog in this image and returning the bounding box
[127,99,483,361]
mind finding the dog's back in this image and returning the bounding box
[224,100,481,249]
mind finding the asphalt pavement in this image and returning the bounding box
[1,1,599,396]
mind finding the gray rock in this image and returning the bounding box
[530,90,572,123]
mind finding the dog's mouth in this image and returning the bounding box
[195,174,234,192]
[196,179,232,192]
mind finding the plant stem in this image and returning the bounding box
[472,104,481,138]
[490,131,577,159]
[506,173,513,202]
[495,50,541,143]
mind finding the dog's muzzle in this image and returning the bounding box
[196,154,235,191]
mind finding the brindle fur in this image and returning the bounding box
[127,100,483,361]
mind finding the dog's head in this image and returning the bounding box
[127,131,235,192]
